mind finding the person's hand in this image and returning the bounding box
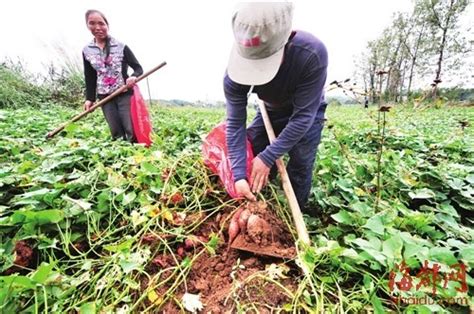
[235,179,256,201]
[83,100,93,111]
[250,156,270,193]
[126,76,137,88]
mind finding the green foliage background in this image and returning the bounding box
[0,62,473,313]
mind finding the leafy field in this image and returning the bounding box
[1,103,473,313]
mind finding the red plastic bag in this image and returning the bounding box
[130,85,152,147]
[202,122,254,198]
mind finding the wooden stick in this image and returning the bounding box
[46,61,167,138]
[257,101,311,245]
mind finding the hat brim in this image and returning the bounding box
[227,44,284,86]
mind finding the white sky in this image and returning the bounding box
[1,0,460,102]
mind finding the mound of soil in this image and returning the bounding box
[145,201,301,312]
[3,240,35,275]
[233,201,296,259]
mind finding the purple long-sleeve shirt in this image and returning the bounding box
[224,30,328,182]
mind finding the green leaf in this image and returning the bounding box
[434,213,464,233]
[409,188,436,199]
[326,196,343,207]
[122,191,137,206]
[355,165,372,181]
[363,215,384,235]
[341,248,359,259]
[111,188,125,195]
[335,179,353,193]
[17,160,36,174]
[81,260,92,271]
[447,178,464,190]
[466,174,474,184]
[437,202,459,217]
[351,201,373,217]
[382,235,403,261]
[0,275,35,289]
[64,123,79,134]
[19,188,51,199]
[124,277,140,290]
[370,294,385,314]
[32,263,54,284]
[10,209,64,225]
[406,303,444,313]
[79,302,96,314]
[37,174,64,184]
[459,246,474,265]
[141,162,160,174]
[31,209,64,224]
[103,238,134,253]
[119,260,141,274]
[63,195,92,211]
[0,205,7,214]
[150,179,163,194]
[404,244,422,259]
[331,210,354,225]
[205,233,219,255]
[352,238,386,265]
[446,238,467,249]
[429,247,457,265]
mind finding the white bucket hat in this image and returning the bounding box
[227,2,294,85]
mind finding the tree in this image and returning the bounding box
[400,8,431,96]
[416,0,471,98]
[385,13,411,102]
[355,0,472,103]
[354,36,392,103]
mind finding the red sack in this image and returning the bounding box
[202,122,254,198]
[130,85,153,147]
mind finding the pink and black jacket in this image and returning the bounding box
[83,36,143,102]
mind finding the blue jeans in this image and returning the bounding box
[247,110,324,211]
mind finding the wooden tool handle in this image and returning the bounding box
[257,101,311,245]
[46,61,167,138]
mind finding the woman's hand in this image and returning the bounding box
[83,100,93,111]
[235,179,256,201]
[126,76,137,88]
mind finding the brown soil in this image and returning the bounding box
[144,201,300,312]
[3,240,34,275]
[237,201,296,257]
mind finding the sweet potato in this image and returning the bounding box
[177,245,185,257]
[238,209,251,234]
[246,214,272,244]
[246,214,260,231]
[184,238,196,250]
[198,235,208,243]
[227,218,240,248]
[152,257,167,268]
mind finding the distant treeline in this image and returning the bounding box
[3,55,473,111]
[327,87,474,106]
[151,99,226,108]
[354,0,472,103]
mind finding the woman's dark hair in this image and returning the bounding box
[85,9,109,25]
[85,10,111,59]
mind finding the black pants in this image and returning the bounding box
[101,93,135,142]
[247,110,325,211]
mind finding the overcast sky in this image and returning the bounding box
[2,0,468,102]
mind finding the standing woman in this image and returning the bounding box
[82,9,143,142]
